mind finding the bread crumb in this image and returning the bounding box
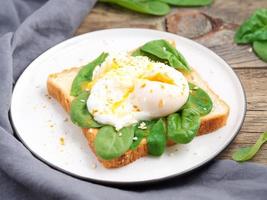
[92,109,98,114]
[45,94,52,99]
[168,152,174,157]
[248,48,252,52]
[133,105,140,112]
[158,99,164,108]
[91,163,97,169]
[133,136,138,141]
[141,83,146,88]
[59,137,65,145]
[138,122,147,130]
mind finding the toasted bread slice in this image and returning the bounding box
[47,65,229,168]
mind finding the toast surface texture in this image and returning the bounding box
[47,66,229,168]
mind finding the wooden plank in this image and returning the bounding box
[235,69,267,111]
[75,4,165,35]
[76,1,267,70]
[219,133,267,165]
[218,69,267,163]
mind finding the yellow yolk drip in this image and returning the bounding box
[112,86,134,113]
[146,73,175,85]
[81,80,95,91]
[82,60,120,91]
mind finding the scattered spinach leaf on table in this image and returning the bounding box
[71,52,108,97]
[94,126,135,160]
[99,0,170,16]
[234,9,267,63]
[70,92,102,128]
[253,40,267,62]
[100,0,213,15]
[232,131,267,162]
[234,9,267,44]
[159,0,213,6]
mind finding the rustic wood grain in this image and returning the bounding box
[75,1,267,164]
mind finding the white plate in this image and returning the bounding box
[11,28,246,184]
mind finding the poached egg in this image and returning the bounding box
[86,53,189,130]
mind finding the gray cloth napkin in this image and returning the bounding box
[1,0,267,199]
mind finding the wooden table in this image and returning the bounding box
[75,1,267,164]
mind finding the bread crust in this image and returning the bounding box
[47,68,229,168]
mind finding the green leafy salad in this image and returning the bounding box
[69,40,213,160]
[99,0,213,16]
[235,9,267,62]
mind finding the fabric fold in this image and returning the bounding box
[1,1,267,200]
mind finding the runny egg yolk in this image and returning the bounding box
[145,73,175,85]
[112,86,134,113]
[82,59,120,91]
[111,73,174,113]
[87,54,189,130]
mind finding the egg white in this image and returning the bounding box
[87,53,189,130]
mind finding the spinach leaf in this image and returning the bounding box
[132,47,167,64]
[253,40,267,62]
[232,131,267,162]
[129,130,145,150]
[134,39,191,73]
[94,125,134,160]
[70,52,108,97]
[159,0,213,6]
[132,48,144,57]
[182,83,213,116]
[99,0,170,16]
[167,108,200,144]
[70,92,102,128]
[130,120,156,150]
[147,118,167,156]
[234,9,267,44]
